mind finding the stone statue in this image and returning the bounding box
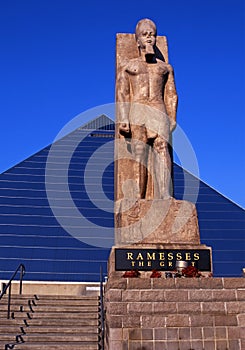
[116,18,178,200]
[115,19,200,245]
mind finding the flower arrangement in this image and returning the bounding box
[121,266,210,278]
[150,269,161,278]
[122,270,140,278]
[181,265,202,278]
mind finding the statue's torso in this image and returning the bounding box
[125,58,169,110]
[124,57,170,136]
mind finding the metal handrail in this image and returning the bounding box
[0,264,26,319]
[99,265,105,350]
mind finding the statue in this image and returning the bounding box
[109,17,210,281]
[116,18,178,200]
[115,19,200,245]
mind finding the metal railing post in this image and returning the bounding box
[19,265,24,295]
[7,282,12,319]
[0,263,26,320]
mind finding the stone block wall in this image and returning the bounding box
[104,278,244,350]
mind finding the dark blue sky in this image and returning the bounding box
[0,0,244,207]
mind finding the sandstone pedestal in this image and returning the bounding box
[107,194,215,349]
[115,198,200,245]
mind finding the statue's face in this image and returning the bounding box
[136,25,156,50]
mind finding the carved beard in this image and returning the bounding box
[145,43,155,55]
[144,43,155,63]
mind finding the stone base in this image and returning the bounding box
[115,198,200,245]
[104,277,245,350]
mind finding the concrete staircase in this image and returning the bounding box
[0,294,101,350]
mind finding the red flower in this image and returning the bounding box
[150,270,162,278]
[122,270,141,278]
[182,266,201,278]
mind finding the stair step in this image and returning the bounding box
[0,299,99,307]
[0,311,98,318]
[0,305,99,313]
[1,294,98,300]
[36,295,98,300]
[19,325,97,333]
[0,325,26,334]
[34,299,99,305]
[32,305,98,311]
[10,341,99,349]
[33,313,98,319]
[26,318,99,326]
[21,333,98,342]
[0,325,96,333]
[0,318,27,326]
[0,334,25,341]
[36,295,99,300]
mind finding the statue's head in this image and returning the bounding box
[135,18,157,51]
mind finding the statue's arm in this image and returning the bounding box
[116,66,131,134]
[164,65,178,132]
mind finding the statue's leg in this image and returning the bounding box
[153,136,172,199]
[131,125,148,199]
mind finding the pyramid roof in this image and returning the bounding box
[0,116,244,281]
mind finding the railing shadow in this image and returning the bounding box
[98,265,105,350]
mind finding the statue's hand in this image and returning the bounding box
[119,123,130,134]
